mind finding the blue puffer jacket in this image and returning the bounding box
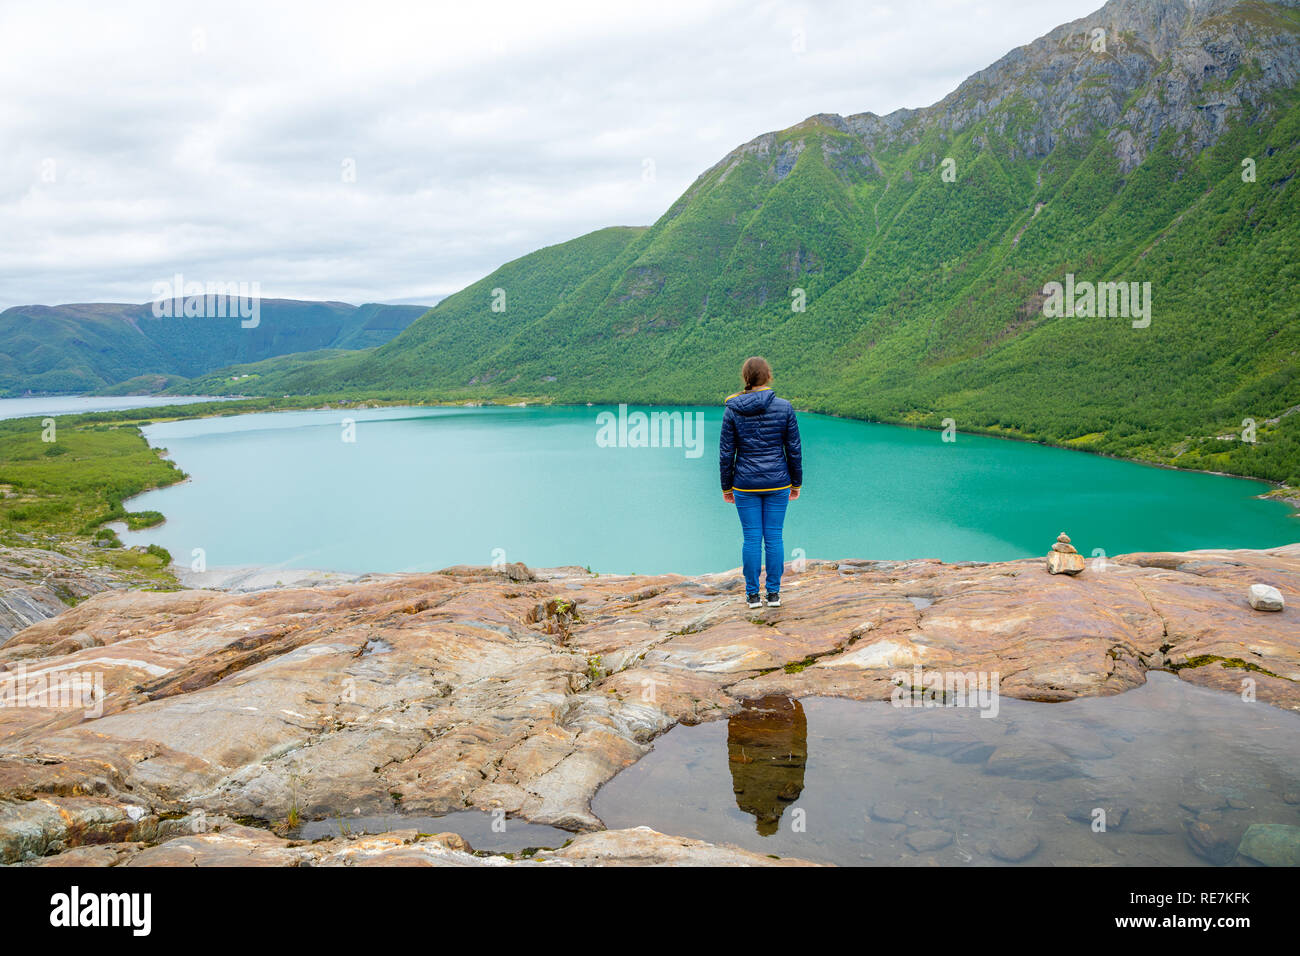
[719,387,803,492]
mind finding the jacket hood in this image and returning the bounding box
[726,388,777,416]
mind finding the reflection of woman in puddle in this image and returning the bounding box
[727,695,808,835]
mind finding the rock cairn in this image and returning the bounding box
[1046,532,1085,575]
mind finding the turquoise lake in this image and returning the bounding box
[120,404,1298,575]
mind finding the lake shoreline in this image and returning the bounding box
[5,395,1296,583]
[113,393,1300,510]
[115,401,1299,577]
[14,390,1299,501]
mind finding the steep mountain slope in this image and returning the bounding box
[0,300,429,395]
[180,0,1300,484]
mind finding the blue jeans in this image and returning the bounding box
[733,489,790,595]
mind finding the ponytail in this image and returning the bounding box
[740,356,773,391]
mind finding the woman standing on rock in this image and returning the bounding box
[720,357,802,609]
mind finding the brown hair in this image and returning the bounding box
[740,356,773,391]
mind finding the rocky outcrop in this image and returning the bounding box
[175,565,391,592]
[0,543,1296,865]
[0,542,145,644]
[707,0,1300,183]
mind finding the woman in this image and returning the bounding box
[719,356,802,609]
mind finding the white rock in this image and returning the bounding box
[1248,584,1285,612]
[124,805,147,822]
[816,638,927,669]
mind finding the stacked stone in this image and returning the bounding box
[1046,532,1085,575]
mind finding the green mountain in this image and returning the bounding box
[0,299,429,396]
[184,0,1300,485]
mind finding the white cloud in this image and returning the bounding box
[0,0,1097,308]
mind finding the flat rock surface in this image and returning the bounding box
[175,566,392,592]
[0,544,1297,864]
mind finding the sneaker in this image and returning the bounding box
[765,593,781,607]
[746,594,763,609]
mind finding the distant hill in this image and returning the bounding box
[173,226,647,397]
[203,0,1300,485]
[0,299,430,395]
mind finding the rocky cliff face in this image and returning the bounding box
[0,544,1296,865]
[765,0,1300,177]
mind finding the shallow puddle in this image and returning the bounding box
[292,810,572,854]
[592,674,1300,866]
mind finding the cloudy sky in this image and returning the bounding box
[1,0,1097,309]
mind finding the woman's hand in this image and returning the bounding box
[789,487,801,501]
[723,491,735,504]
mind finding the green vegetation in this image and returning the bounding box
[95,542,174,575]
[1169,654,1292,680]
[0,415,185,537]
[0,411,185,584]
[124,510,165,530]
[96,373,190,396]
